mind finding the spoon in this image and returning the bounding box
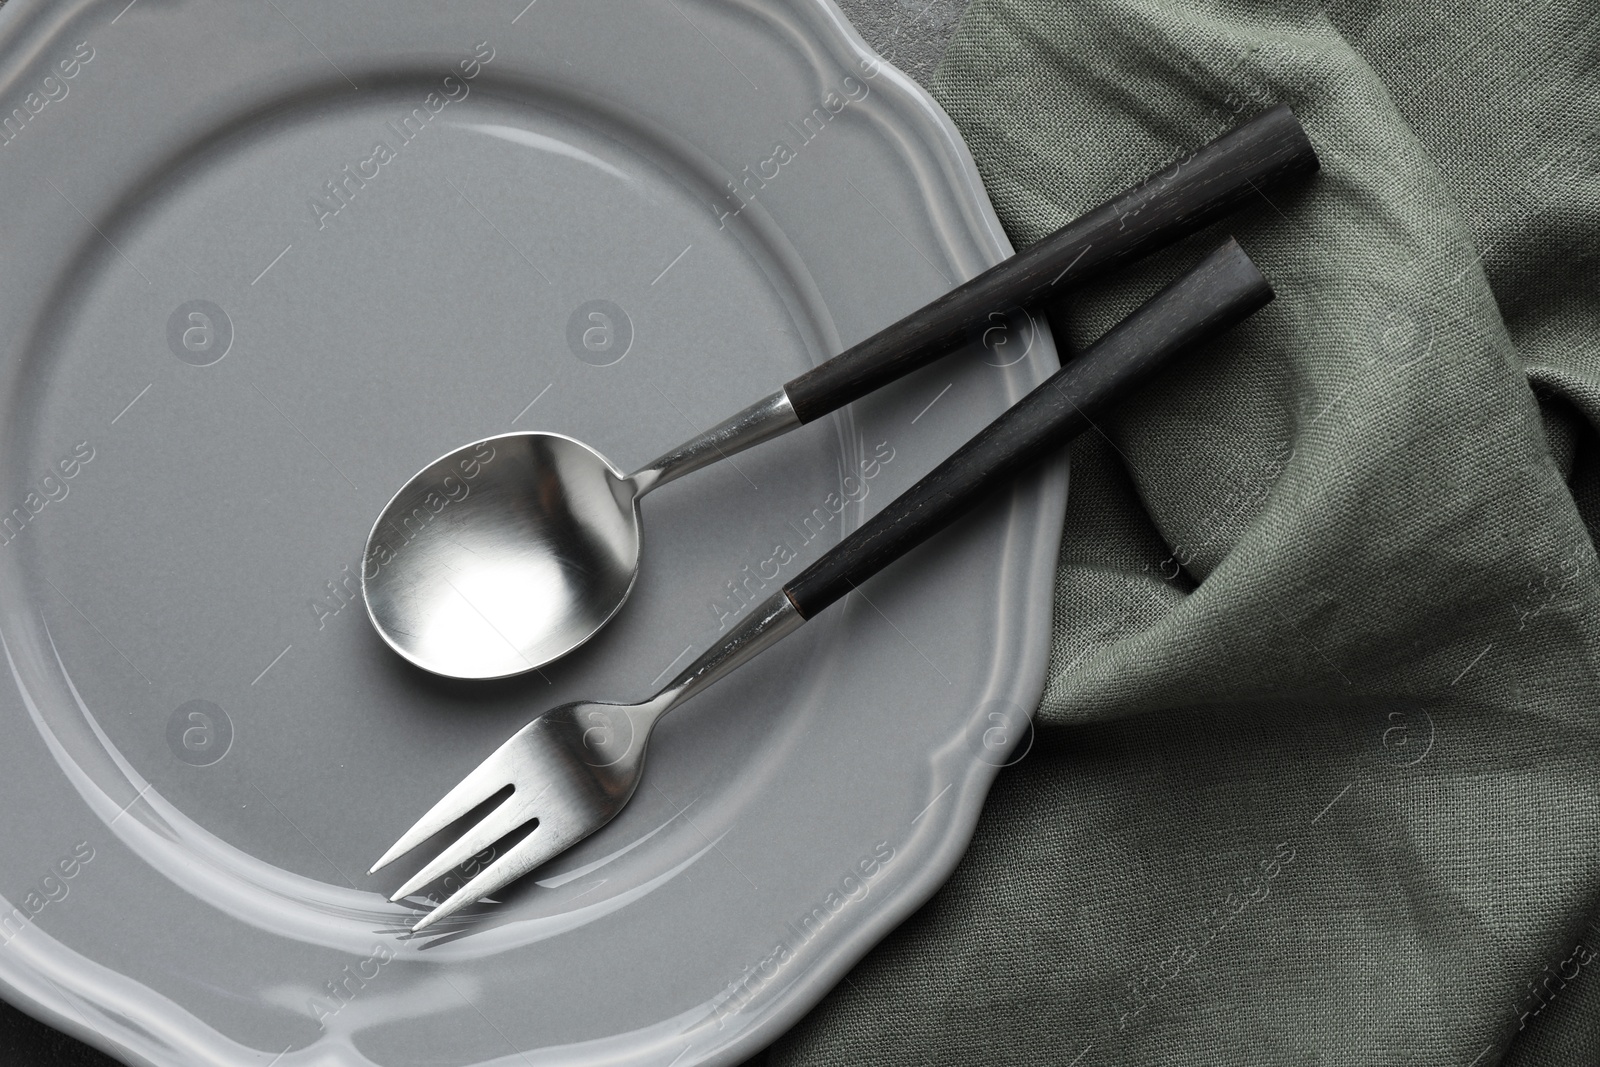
[362,105,1317,679]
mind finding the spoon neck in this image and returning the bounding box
[628,389,799,497]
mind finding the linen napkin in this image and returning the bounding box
[766,0,1600,1062]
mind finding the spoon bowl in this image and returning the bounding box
[362,432,641,680]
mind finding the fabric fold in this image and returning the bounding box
[769,0,1600,1063]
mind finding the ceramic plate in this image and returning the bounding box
[0,0,1066,1063]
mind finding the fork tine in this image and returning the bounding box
[368,749,517,876]
[387,793,533,902]
[410,821,576,933]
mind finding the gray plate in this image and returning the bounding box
[0,1,1066,1064]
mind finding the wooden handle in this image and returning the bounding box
[781,104,1315,423]
[782,238,1273,619]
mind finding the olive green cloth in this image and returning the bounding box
[766,0,1600,1063]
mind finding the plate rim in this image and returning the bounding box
[0,0,1070,1063]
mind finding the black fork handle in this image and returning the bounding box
[782,238,1273,619]
[781,104,1315,424]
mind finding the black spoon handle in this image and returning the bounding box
[782,238,1272,619]
[781,104,1315,424]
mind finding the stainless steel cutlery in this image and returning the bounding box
[360,106,1317,681]
[372,238,1277,931]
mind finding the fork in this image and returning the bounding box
[371,238,1274,931]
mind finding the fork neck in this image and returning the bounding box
[647,591,804,721]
